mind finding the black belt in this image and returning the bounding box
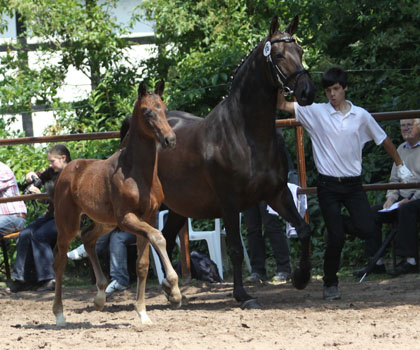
[318,174,362,183]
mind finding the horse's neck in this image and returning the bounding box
[222,48,278,145]
[124,132,159,181]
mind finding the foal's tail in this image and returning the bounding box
[291,235,312,290]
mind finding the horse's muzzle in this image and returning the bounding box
[163,135,176,149]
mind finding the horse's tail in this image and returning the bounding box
[291,235,311,290]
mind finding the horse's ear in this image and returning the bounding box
[269,16,279,36]
[285,15,299,36]
[138,81,147,97]
[155,80,165,97]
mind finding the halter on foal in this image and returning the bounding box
[52,81,181,326]
[158,16,316,309]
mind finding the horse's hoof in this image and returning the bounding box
[94,290,106,311]
[138,310,153,325]
[291,268,311,290]
[240,299,261,310]
[56,313,66,327]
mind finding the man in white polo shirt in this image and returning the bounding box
[277,67,413,300]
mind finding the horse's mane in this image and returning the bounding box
[226,39,264,96]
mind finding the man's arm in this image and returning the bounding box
[382,137,414,183]
[276,90,296,115]
[381,137,403,166]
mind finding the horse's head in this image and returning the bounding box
[264,16,315,106]
[135,81,176,149]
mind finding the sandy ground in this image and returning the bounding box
[1,274,420,350]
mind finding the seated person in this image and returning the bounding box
[9,144,71,292]
[351,118,420,276]
[0,161,27,236]
[67,228,136,294]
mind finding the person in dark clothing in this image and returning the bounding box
[277,67,412,300]
[9,144,71,292]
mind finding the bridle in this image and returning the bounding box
[264,35,307,96]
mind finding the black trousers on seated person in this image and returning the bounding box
[395,199,420,259]
[317,177,375,287]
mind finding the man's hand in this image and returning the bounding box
[383,197,395,209]
[396,163,415,183]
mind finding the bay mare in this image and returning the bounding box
[52,82,181,325]
[158,17,316,309]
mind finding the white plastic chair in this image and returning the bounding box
[150,210,169,284]
[150,210,251,284]
[187,217,224,279]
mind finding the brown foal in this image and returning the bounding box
[52,81,181,326]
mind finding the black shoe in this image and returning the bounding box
[353,264,386,278]
[36,279,56,292]
[388,261,419,276]
[323,285,341,300]
[8,280,33,293]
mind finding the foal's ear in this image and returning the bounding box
[138,81,147,97]
[285,15,299,36]
[155,80,165,97]
[269,16,279,36]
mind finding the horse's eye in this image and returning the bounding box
[275,53,284,60]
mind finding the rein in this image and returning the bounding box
[264,35,307,96]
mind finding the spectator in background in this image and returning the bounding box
[351,118,420,277]
[9,144,71,293]
[0,161,27,237]
[243,130,297,285]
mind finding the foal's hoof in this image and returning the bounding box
[240,298,261,310]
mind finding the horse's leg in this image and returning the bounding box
[53,208,81,326]
[161,210,187,261]
[81,222,114,311]
[267,186,311,290]
[135,234,152,324]
[120,213,182,309]
[222,207,260,309]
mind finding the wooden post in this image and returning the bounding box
[295,125,309,223]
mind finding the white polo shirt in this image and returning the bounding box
[294,101,387,177]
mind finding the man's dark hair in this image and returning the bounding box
[321,67,347,89]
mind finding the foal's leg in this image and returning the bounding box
[267,186,311,290]
[53,209,81,326]
[81,222,114,311]
[135,234,152,324]
[120,213,182,309]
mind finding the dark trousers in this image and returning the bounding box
[12,216,57,282]
[343,203,384,258]
[317,177,375,287]
[243,201,290,276]
[395,199,420,258]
